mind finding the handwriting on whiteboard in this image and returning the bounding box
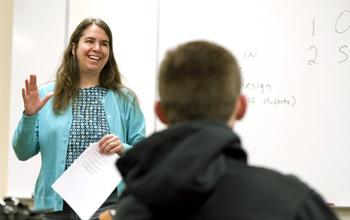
[309,10,350,65]
[241,78,296,107]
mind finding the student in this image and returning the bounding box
[114,41,338,219]
[12,18,146,219]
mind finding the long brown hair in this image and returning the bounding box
[53,18,134,115]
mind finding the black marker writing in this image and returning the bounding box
[308,46,318,65]
[244,51,257,58]
[335,10,350,34]
[338,45,349,63]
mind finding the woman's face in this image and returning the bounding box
[72,24,110,78]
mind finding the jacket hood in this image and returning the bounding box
[117,119,247,216]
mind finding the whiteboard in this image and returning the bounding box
[7,0,67,198]
[157,0,350,206]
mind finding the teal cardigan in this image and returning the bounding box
[12,82,146,211]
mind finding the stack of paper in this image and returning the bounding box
[52,142,122,220]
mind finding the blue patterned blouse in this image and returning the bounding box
[66,85,110,169]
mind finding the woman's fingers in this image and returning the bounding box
[99,135,124,155]
[22,74,53,116]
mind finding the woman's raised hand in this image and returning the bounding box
[22,74,54,116]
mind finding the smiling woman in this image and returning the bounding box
[11,18,146,220]
[72,24,110,84]
[52,18,124,116]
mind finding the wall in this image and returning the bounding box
[7,0,67,198]
[0,0,14,199]
[157,0,350,207]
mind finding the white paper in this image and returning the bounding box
[52,142,122,220]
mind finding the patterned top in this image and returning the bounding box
[65,85,110,169]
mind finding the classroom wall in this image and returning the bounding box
[157,0,350,207]
[0,0,14,199]
[7,0,67,199]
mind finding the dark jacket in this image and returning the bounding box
[115,120,338,220]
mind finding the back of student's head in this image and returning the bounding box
[158,41,241,124]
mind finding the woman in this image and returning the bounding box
[12,18,146,219]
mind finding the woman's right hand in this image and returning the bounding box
[22,74,54,116]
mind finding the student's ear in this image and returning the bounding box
[235,95,247,121]
[155,101,169,125]
[72,43,76,56]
